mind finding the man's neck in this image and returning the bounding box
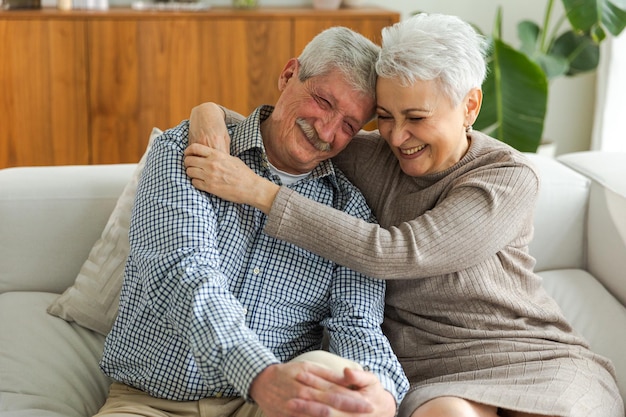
[259,117,304,175]
[267,162,310,186]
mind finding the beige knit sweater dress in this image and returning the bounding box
[263,130,623,417]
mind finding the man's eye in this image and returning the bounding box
[314,95,331,109]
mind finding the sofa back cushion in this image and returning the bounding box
[0,164,136,295]
[525,153,589,272]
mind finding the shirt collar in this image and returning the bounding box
[229,105,340,187]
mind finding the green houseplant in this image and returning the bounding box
[473,0,626,152]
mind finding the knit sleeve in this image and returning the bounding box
[265,162,539,280]
[219,105,245,125]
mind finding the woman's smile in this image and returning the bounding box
[399,144,427,157]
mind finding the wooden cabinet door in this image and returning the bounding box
[0,18,89,168]
[293,16,394,55]
[88,16,290,165]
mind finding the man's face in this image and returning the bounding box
[263,58,375,174]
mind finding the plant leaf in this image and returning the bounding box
[534,52,570,79]
[474,39,547,152]
[518,20,541,55]
[603,1,626,35]
[562,0,626,36]
[517,20,569,79]
[550,30,600,75]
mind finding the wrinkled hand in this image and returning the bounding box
[184,144,279,214]
[287,366,397,417]
[251,362,387,417]
[189,102,230,153]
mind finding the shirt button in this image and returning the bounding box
[215,391,223,398]
[253,267,260,275]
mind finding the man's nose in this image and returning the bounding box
[316,115,343,143]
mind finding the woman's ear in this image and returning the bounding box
[465,87,483,125]
[278,58,300,91]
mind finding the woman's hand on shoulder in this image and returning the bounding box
[184,145,279,214]
[189,102,230,153]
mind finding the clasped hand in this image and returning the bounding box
[249,361,396,417]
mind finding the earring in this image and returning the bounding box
[465,125,473,133]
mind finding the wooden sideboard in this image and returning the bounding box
[0,7,399,168]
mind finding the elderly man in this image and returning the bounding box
[95,26,408,417]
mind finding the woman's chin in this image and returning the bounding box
[399,161,428,177]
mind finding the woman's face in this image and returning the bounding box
[376,77,480,177]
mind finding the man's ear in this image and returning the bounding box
[278,58,299,91]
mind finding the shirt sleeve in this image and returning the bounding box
[318,177,409,403]
[325,263,409,403]
[130,126,279,398]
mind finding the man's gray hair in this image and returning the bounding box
[376,13,488,106]
[297,26,380,100]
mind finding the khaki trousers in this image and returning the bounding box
[94,382,261,417]
[93,350,362,417]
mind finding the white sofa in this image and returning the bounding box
[1,151,625,416]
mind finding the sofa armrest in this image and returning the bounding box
[558,151,626,306]
[0,164,136,294]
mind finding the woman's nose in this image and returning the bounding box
[388,121,409,146]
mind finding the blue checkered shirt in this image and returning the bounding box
[100,106,408,404]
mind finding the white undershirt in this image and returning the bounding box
[268,161,310,186]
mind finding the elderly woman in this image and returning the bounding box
[184,13,623,417]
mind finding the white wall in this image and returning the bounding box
[100,0,595,154]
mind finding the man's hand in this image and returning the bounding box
[184,145,279,214]
[250,362,385,417]
[189,103,231,153]
[288,366,397,417]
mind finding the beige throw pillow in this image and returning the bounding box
[47,127,162,335]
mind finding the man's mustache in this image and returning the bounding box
[296,118,331,152]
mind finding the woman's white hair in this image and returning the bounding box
[297,26,380,100]
[376,13,489,106]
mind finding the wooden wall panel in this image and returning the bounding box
[0,18,88,168]
[88,18,291,164]
[293,16,393,54]
[0,8,399,168]
[88,20,140,165]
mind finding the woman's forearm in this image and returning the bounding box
[250,178,281,215]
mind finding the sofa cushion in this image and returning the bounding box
[47,128,161,336]
[558,151,626,307]
[0,165,136,295]
[524,153,589,272]
[0,292,109,417]
[539,268,626,401]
